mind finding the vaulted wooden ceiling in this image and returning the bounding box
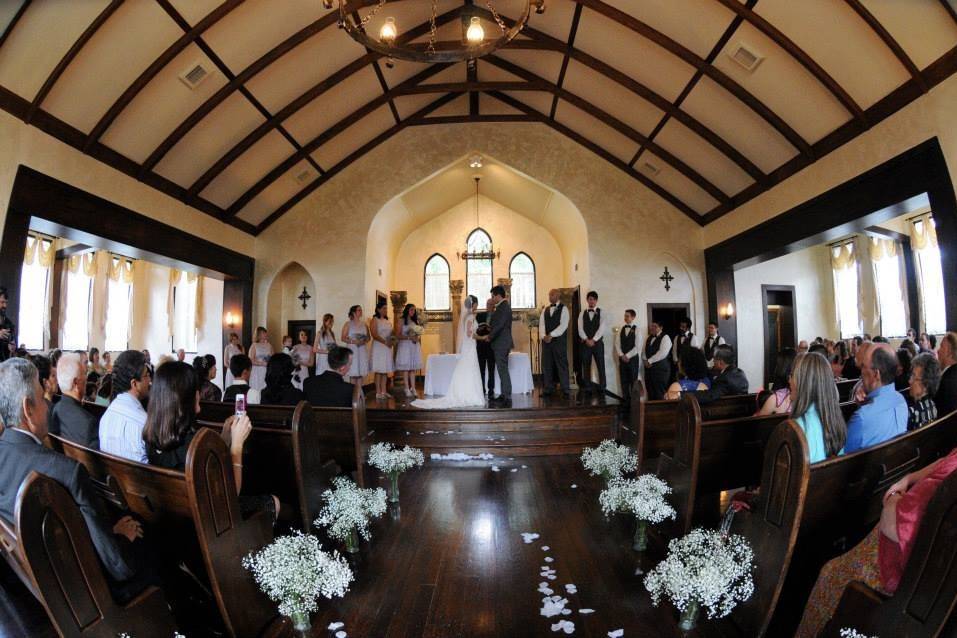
[0,0,955,235]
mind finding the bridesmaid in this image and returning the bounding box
[314,313,337,375]
[291,330,315,390]
[341,305,370,392]
[248,326,273,391]
[223,332,244,387]
[369,302,395,400]
[395,303,423,399]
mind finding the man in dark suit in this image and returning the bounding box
[0,287,14,362]
[0,357,154,601]
[49,352,99,448]
[303,346,355,408]
[480,285,513,405]
[935,332,957,415]
[475,298,496,396]
[692,344,749,405]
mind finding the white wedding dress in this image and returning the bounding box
[412,300,486,409]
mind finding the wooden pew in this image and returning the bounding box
[0,510,38,600]
[653,393,701,543]
[14,471,177,637]
[836,378,857,402]
[822,466,957,637]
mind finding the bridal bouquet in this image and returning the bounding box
[581,439,638,483]
[644,528,755,630]
[599,475,676,551]
[314,476,387,553]
[242,531,353,631]
[368,443,425,503]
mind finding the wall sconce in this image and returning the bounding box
[721,302,735,320]
[225,311,236,329]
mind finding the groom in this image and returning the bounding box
[482,285,513,406]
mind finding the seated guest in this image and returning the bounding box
[0,358,154,602]
[664,347,711,400]
[908,353,939,430]
[193,355,222,402]
[935,332,957,415]
[919,332,937,355]
[99,350,151,463]
[49,352,99,448]
[260,353,305,406]
[30,353,57,410]
[691,345,748,405]
[89,347,107,378]
[796,446,957,637]
[143,361,277,520]
[900,338,919,358]
[94,372,113,406]
[808,342,828,357]
[757,347,796,415]
[303,346,355,408]
[843,337,863,379]
[895,347,913,391]
[850,341,873,402]
[222,354,261,405]
[873,335,889,344]
[829,353,846,380]
[790,352,846,463]
[845,343,908,453]
[797,340,809,354]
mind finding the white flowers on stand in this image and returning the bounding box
[581,440,638,482]
[600,475,677,553]
[644,528,755,630]
[242,532,353,630]
[315,476,387,552]
[841,629,879,638]
[369,443,426,503]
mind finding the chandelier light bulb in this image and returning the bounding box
[466,16,485,44]
[469,154,484,168]
[380,17,397,44]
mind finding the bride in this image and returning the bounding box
[412,295,486,409]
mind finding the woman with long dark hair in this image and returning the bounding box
[260,352,304,406]
[395,303,423,399]
[193,354,222,402]
[291,330,315,390]
[369,302,395,400]
[340,305,369,392]
[248,326,273,392]
[757,347,797,415]
[314,313,337,375]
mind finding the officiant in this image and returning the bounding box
[541,289,570,397]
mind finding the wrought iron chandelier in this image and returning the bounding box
[458,173,500,261]
[323,0,546,66]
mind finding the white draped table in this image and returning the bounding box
[423,352,534,396]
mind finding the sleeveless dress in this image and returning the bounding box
[371,318,395,374]
[315,331,337,375]
[345,321,370,379]
[249,342,272,391]
[395,322,423,371]
[223,343,242,387]
[678,377,711,392]
[291,343,313,390]
[412,316,485,408]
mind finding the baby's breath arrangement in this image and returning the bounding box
[600,475,676,551]
[315,476,387,553]
[368,443,425,503]
[644,528,755,631]
[841,630,878,638]
[242,532,353,631]
[581,439,637,482]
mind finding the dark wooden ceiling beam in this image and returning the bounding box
[85,0,245,148]
[254,93,461,232]
[27,0,124,123]
[399,80,549,93]
[572,0,811,156]
[0,0,32,51]
[842,0,927,92]
[713,0,865,124]
[941,0,957,25]
[549,3,582,120]
[409,113,546,125]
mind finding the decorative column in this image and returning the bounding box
[449,279,464,353]
[558,287,579,390]
[389,291,407,392]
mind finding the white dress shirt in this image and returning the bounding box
[577,308,608,342]
[544,304,570,338]
[228,379,261,405]
[703,335,726,364]
[615,324,641,359]
[645,333,673,365]
[98,392,148,463]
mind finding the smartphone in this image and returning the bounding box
[235,394,246,418]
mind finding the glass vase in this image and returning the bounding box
[678,600,700,631]
[388,471,400,503]
[344,528,359,554]
[289,610,311,635]
[632,519,648,552]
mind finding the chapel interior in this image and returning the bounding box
[0,1,956,637]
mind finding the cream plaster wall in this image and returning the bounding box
[264,262,319,347]
[255,123,707,395]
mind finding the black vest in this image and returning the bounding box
[544,304,564,336]
[645,333,664,359]
[583,308,601,339]
[704,335,720,360]
[620,325,637,354]
[223,384,249,403]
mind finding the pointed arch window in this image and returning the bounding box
[424,254,450,310]
[465,229,493,302]
[510,252,536,309]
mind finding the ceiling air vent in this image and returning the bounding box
[639,161,661,177]
[178,61,212,89]
[728,42,764,72]
[293,167,317,185]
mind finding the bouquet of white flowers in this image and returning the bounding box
[644,528,755,630]
[368,443,425,503]
[410,323,425,337]
[314,476,387,553]
[581,439,638,482]
[242,532,353,631]
[600,475,676,551]
[841,630,878,638]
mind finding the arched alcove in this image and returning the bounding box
[265,261,317,346]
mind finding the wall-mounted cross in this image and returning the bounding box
[298,286,311,310]
[660,267,674,292]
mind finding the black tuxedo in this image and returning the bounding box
[49,395,99,449]
[692,365,749,405]
[936,365,957,416]
[541,304,570,394]
[476,310,495,393]
[303,371,354,408]
[489,300,513,396]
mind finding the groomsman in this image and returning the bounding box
[577,291,607,393]
[616,309,641,400]
[541,289,570,397]
[643,321,672,400]
[702,322,725,368]
[673,317,698,365]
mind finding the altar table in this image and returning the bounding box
[423,351,534,396]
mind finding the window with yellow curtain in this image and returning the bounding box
[62,253,96,351]
[831,241,861,339]
[869,237,907,338]
[104,257,134,352]
[172,273,198,353]
[18,234,54,350]
[911,217,946,335]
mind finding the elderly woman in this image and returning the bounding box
[907,352,940,430]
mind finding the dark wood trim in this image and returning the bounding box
[714,0,865,124]
[941,0,957,25]
[468,60,479,117]
[255,93,460,232]
[843,0,926,92]
[398,80,549,94]
[27,0,123,123]
[54,243,94,259]
[761,284,797,387]
[0,0,31,51]
[85,0,245,147]
[549,3,582,120]
[48,256,63,349]
[409,113,545,125]
[572,0,811,155]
